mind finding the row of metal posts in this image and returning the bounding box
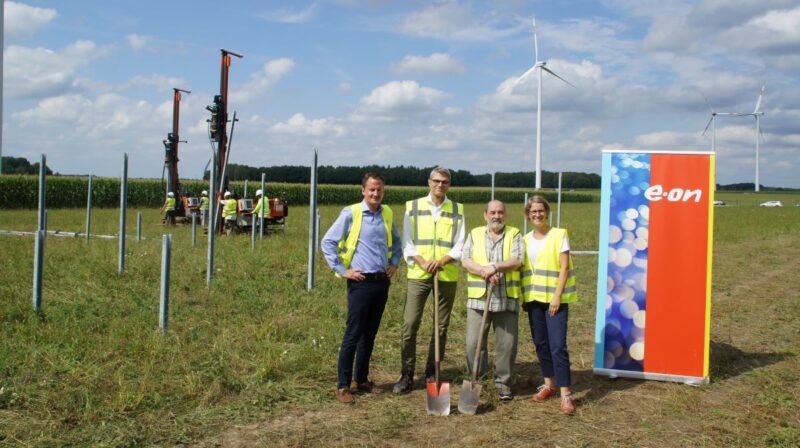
[31,149,568,323]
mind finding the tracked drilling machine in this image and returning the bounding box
[162,88,194,222]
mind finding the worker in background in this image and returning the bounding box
[220,191,238,231]
[199,190,209,226]
[251,189,270,232]
[161,192,177,226]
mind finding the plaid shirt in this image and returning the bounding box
[463,226,524,312]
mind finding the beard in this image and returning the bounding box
[488,220,505,232]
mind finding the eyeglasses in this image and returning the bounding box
[430,178,450,185]
[528,210,547,215]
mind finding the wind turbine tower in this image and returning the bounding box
[702,104,736,189]
[508,17,574,190]
[734,83,766,192]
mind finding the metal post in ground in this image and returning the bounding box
[192,214,197,247]
[259,173,265,240]
[207,157,217,286]
[523,192,529,235]
[557,171,562,228]
[85,175,93,241]
[159,234,172,331]
[137,211,142,241]
[38,154,46,232]
[307,148,318,290]
[32,230,45,313]
[491,172,495,200]
[119,153,128,273]
[251,214,256,251]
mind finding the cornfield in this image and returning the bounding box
[0,175,596,209]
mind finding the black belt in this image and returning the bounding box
[361,272,389,281]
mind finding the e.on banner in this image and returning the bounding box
[593,150,715,384]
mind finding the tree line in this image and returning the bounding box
[1,156,54,175]
[213,163,602,189]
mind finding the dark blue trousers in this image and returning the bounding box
[337,278,390,389]
[526,301,572,387]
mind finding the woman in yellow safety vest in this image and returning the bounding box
[521,195,578,416]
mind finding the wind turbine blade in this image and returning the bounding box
[701,93,715,114]
[532,17,539,63]
[753,83,766,114]
[541,66,575,88]
[503,64,537,93]
[702,115,714,136]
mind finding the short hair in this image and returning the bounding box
[525,195,550,216]
[362,171,385,187]
[485,199,506,212]
[428,166,451,180]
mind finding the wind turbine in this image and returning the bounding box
[507,17,574,190]
[702,101,736,189]
[733,83,766,192]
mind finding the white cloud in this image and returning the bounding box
[401,2,524,41]
[271,113,347,137]
[126,34,151,52]
[5,1,57,39]
[121,74,189,93]
[352,80,450,122]
[229,58,295,103]
[393,53,465,75]
[338,82,352,93]
[4,40,111,98]
[718,7,800,54]
[260,2,317,23]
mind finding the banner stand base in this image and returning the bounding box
[594,368,709,386]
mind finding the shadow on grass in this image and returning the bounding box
[709,340,793,381]
[513,360,642,403]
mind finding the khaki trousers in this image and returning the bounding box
[399,278,458,377]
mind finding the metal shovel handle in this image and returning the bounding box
[471,281,494,384]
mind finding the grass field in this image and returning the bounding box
[1,192,799,447]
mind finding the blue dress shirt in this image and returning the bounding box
[321,200,402,276]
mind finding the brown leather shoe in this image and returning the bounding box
[354,381,382,394]
[532,385,556,402]
[560,394,575,415]
[335,388,354,404]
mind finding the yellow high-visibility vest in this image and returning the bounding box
[199,197,208,211]
[406,198,464,282]
[165,197,176,211]
[338,203,393,271]
[252,197,269,218]
[222,199,237,219]
[521,228,578,304]
[466,225,521,299]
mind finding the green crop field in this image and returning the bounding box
[1,192,799,446]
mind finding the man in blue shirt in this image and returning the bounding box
[321,172,402,404]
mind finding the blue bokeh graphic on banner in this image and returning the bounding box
[603,153,650,371]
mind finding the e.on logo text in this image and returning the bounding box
[644,185,703,203]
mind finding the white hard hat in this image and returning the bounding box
[167,192,174,197]
[256,189,263,196]
[224,191,232,197]
[202,190,208,195]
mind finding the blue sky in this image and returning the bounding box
[3,0,799,187]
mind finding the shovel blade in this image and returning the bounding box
[426,382,451,416]
[457,380,481,415]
